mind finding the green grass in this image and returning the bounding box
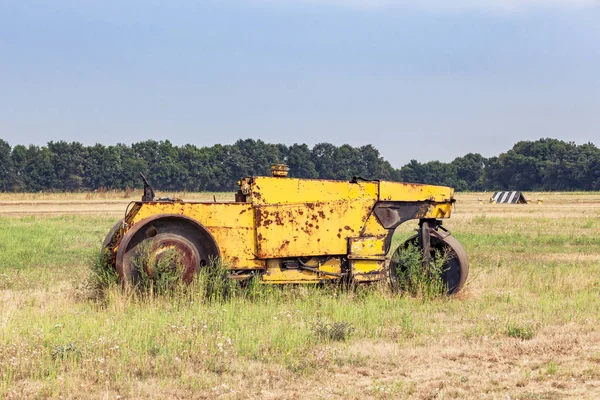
[1,207,600,398]
[0,216,114,290]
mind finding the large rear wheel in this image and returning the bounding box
[116,215,220,286]
[389,231,468,295]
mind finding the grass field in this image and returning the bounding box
[1,192,600,399]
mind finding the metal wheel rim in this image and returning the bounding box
[389,233,469,295]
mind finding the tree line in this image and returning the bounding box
[0,138,599,192]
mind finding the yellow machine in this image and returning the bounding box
[103,166,468,294]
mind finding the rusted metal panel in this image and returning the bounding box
[351,259,386,282]
[249,176,379,205]
[374,202,431,229]
[373,201,453,229]
[254,199,376,259]
[379,181,454,203]
[127,202,263,269]
[348,236,387,259]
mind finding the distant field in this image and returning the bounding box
[1,192,600,399]
[0,190,233,216]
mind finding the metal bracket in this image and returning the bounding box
[140,173,155,202]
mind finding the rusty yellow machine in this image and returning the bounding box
[103,165,468,294]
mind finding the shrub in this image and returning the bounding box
[85,248,120,298]
[391,242,448,299]
[51,343,80,361]
[196,258,238,303]
[88,243,240,303]
[312,319,355,342]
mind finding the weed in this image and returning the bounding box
[391,242,448,299]
[546,360,558,375]
[88,241,244,304]
[333,353,368,367]
[312,319,355,342]
[51,343,80,361]
[85,248,119,298]
[506,322,535,340]
[371,379,404,397]
[195,259,238,303]
[128,240,183,295]
[238,274,264,301]
[400,310,416,338]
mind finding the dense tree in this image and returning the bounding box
[10,144,28,191]
[0,137,599,192]
[47,141,87,190]
[398,160,460,189]
[451,153,486,191]
[484,139,600,191]
[357,145,395,180]
[312,143,338,179]
[0,139,14,191]
[283,144,318,179]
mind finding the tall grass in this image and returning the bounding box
[2,193,600,398]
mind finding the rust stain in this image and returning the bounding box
[344,225,352,230]
[239,209,247,214]
[318,211,326,219]
[274,212,284,226]
[252,191,262,201]
[255,209,263,226]
[300,221,313,235]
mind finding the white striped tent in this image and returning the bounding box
[491,191,527,204]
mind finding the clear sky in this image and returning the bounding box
[1,0,599,167]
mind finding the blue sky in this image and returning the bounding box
[1,0,599,166]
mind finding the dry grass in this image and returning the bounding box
[0,191,235,216]
[1,191,600,399]
[0,190,235,202]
